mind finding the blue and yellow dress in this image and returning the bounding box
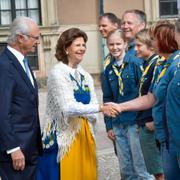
[37,62,98,180]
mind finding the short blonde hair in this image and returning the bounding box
[135,29,152,48]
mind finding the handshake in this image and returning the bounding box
[99,102,124,117]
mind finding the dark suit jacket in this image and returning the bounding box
[0,47,42,163]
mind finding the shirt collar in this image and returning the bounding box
[7,45,24,62]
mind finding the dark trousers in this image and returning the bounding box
[161,143,180,180]
[0,161,37,180]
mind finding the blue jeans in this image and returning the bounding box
[161,142,180,180]
[113,124,153,180]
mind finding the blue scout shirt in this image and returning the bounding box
[153,50,180,143]
[137,54,159,126]
[166,68,180,155]
[102,54,142,131]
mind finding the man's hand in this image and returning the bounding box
[145,121,154,131]
[107,129,116,141]
[11,149,25,171]
[104,102,124,114]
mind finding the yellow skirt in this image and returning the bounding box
[60,118,97,180]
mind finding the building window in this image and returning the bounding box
[0,42,6,54]
[0,0,41,26]
[159,0,178,18]
[28,48,39,70]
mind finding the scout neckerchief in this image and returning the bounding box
[151,56,166,84]
[104,54,111,70]
[157,51,180,83]
[157,62,169,83]
[139,54,159,96]
[112,61,126,96]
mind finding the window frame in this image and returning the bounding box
[159,0,178,18]
[0,0,42,26]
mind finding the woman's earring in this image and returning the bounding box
[66,51,68,55]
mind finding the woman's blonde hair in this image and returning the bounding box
[107,29,126,42]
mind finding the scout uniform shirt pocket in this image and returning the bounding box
[121,71,136,95]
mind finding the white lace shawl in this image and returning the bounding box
[43,62,99,160]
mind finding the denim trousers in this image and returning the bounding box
[113,124,153,180]
[161,143,180,180]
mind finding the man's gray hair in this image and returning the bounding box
[7,16,37,45]
[123,9,147,25]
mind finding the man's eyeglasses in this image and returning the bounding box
[21,34,41,40]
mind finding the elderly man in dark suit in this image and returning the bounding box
[0,16,42,180]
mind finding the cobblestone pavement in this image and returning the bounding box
[39,86,120,180]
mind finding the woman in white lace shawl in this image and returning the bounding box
[37,28,117,180]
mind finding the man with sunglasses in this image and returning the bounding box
[0,16,42,180]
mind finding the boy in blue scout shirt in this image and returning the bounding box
[102,29,152,180]
[133,29,164,179]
